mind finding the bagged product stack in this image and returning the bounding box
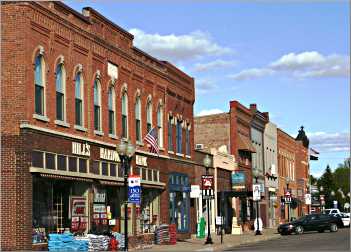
[48,233,89,251]
[155,224,170,245]
[86,234,110,251]
[168,224,177,245]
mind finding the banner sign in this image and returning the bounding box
[232,171,246,190]
[94,188,106,203]
[305,194,311,205]
[202,175,214,190]
[128,175,141,204]
[71,196,86,217]
[253,184,261,201]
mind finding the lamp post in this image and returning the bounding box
[286,177,291,222]
[253,169,262,235]
[203,154,213,245]
[116,139,136,252]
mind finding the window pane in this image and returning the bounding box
[56,65,63,92]
[94,105,100,130]
[110,163,116,177]
[168,120,173,151]
[101,162,108,176]
[79,158,87,173]
[90,160,100,175]
[56,92,64,121]
[109,110,114,134]
[147,103,151,123]
[45,153,55,170]
[57,155,67,171]
[157,108,161,127]
[122,115,127,138]
[147,123,151,133]
[122,93,127,115]
[142,168,147,180]
[35,56,43,86]
[135,98,140,119]
[118,164,123,177]
[69,157,77,172]
[94,80,100,105]
[75,73,81,99]
[75,99,82,126]
[136,119,141,141]
[35,85,43,115]
[108,87,114,110]
[153,170,158,182]
[148,169,152,181]
[32,151,44,168]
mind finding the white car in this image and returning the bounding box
[324,208,341,215]
[340,213,350,227]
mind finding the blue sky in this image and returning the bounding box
[65,1,350,177]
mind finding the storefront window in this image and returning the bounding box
[69,157,77,172]
[79,158,87,173]
[90,160,100,175]
[32,151,44,168]
[110,163,116,177]
[139,189,160,233]
[45,153,55,170]
[57,155,67,171]
[101,162,108,176]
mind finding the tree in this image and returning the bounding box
[317,165,336,209]
[309,174,317,185]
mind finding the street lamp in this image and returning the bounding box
[286,177,291,222]
[253,169,262,235]
[116,139,136,251]
[203,154,213,245]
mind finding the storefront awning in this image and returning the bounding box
[237,134,256,153]
[39,173,94,182]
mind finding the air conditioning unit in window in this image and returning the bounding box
[195,144,204,150]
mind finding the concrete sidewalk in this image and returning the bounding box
[140,228,280,251]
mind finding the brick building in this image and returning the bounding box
[1,1,197,250]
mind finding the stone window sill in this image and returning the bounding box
[54,120,70,128]
[94,130,104,136]
[176,153,184,157]
[33,114,50,122]
[74,125,87,132]
[109,134,118,139]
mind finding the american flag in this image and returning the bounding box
[144,127,159,155]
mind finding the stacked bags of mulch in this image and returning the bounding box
[48,233,88,251]
[154,224,170,245]
[86,234,110,251]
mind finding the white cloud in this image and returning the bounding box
[196,109,224,116]
[307,131,350,153]
[228,68,275,80]
[129,28,232,62]
[230,51,350,81]
[193,59,237,72]
[195,78,217,93]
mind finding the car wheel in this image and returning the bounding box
[330,223,338,232]
[295,225,304,235]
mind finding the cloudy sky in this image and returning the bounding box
[66,0,350,177]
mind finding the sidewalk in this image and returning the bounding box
[141,228,280,251]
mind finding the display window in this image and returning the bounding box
[138,189,160,233]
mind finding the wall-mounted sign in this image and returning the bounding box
[100,148,120,162]
[94,188,106,203]
[232,171,246,190]
[70,196,87,217]
[253,184,261,201]
[107,62,118,80]
[72,142,90,156]
[190,185,200,198]
[305,194,311,205]
[202,175,214,190]
[93,204,107,213]
[136,155,148,166]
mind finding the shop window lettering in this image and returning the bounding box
[100,147,120,162]
[72,142,90,156]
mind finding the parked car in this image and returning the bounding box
[324,208,341,216]
[340,213,350,227]
[277,213,339,235]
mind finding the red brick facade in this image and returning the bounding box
[1,1,196,250]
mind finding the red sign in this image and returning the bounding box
[202,175,214,190]
[71,196,86,217]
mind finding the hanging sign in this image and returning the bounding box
[253,184,261,201]
[128,175,141,204]
[202,175,214,190]
[305,194,311,205]
[232,171,246,190]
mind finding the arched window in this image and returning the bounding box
[94,78,101,131]
[146,100,152,133]
[121,91,128,138]
[157,105,163,148]
[135,96,141,142]
[108,86,116,135]
[56,63,65,121]
[34,54,45,115]
[75,72,83,126]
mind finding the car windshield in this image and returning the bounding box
[325,210,331,214]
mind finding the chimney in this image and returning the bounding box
[250,103,257,111]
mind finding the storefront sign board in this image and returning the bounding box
[202,175,214,190]
[128,175,141,205]
[72,142,90,156]
[190,185,200,198]
[70,196,87,217]
[231,171,246,190]
[100,147,120,162]
[93,204,107,213]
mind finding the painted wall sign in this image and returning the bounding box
[72,142,90,156]
[100,147,120,162]
[136,155,147,166]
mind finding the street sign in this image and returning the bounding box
[202,175,214,190]
[305,194,311,205]
[128,175,141,205]
[216,216,223,225]
[253,184,261,201]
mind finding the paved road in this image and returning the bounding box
[226,227,350,251]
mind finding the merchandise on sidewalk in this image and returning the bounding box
[154,224,170,245]
[111,232,125,250]
[48,233,89,251]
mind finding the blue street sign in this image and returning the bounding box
[128,176,141,205]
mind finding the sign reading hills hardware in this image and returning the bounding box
[201,175,214,190]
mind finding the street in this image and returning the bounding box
[226,228,350,251]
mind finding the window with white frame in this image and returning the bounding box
[135,96,141,142]
[55,63,66,121]
[122,91,128,138]
[34,54,45,116]
[108,86,116,135]
[94,78,101,131]
[75,72,83,126]
[186,123,190,156]
[176,119,182,153]
[168,115,173,152]
[146,99,152,133]
[157,105,163,148]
